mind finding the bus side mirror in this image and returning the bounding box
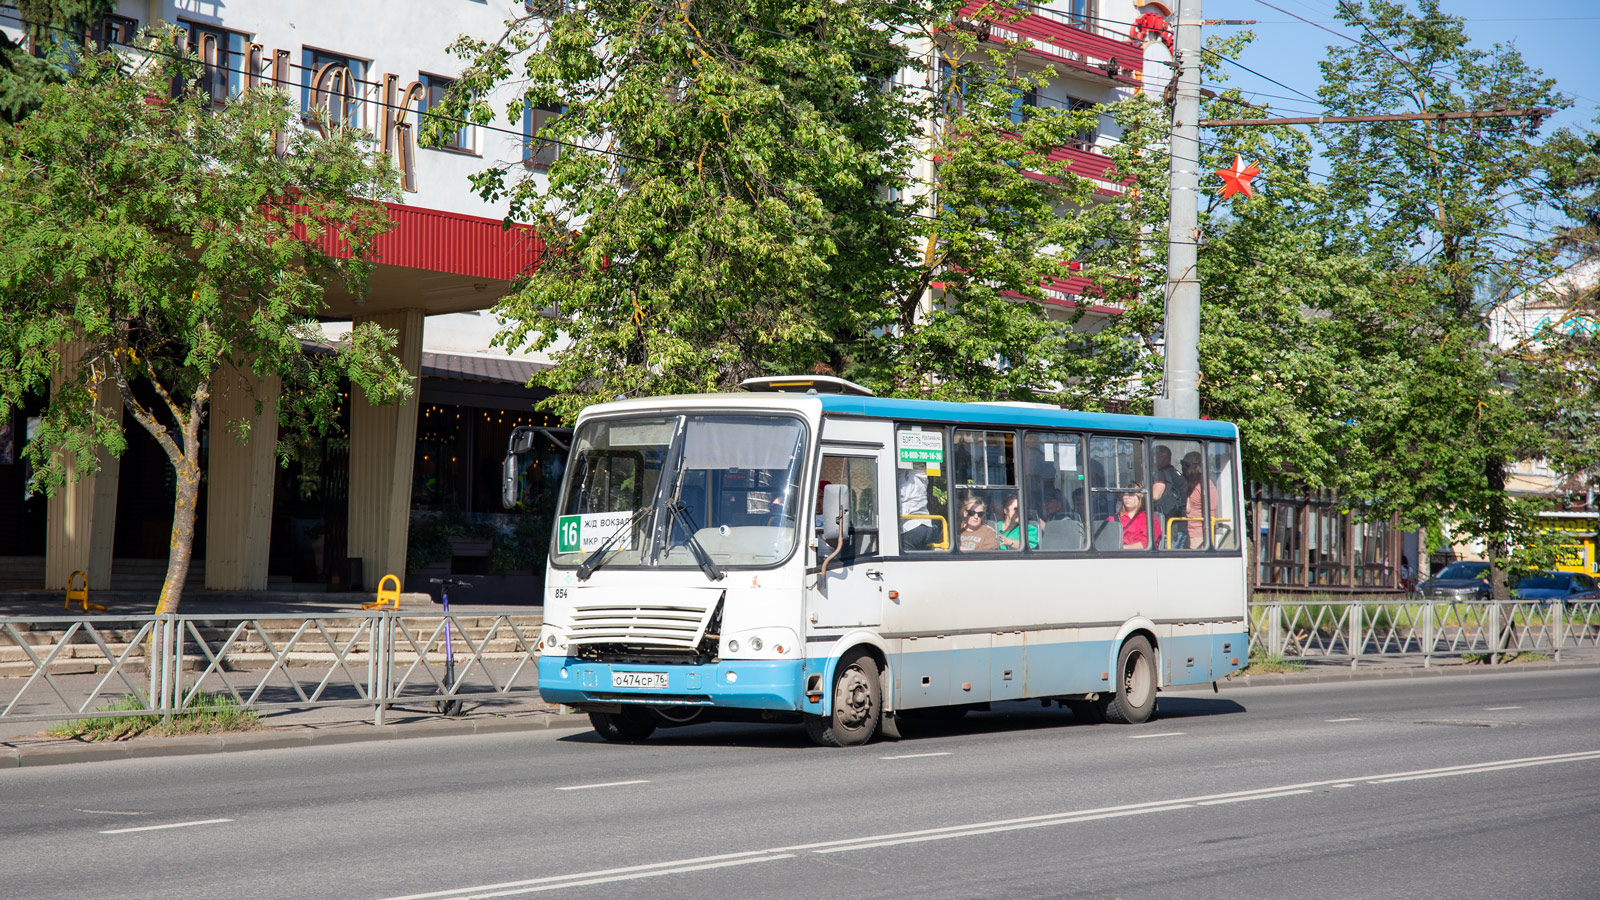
[508,427,536,455]
[501,454,520,509]
[820,483,849,543]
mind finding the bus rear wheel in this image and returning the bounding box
[589,709,657,742]
[806,650,881,747]
[1101,636,1157,725]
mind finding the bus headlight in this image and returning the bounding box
[749,637,763,651]
[727,639,740,653]
[545,632,561,650]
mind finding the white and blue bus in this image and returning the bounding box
[518,376,1247,746]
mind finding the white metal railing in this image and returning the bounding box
[0,612,540,727]
[1247,598,1600,668]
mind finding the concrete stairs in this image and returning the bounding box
[0,614,544,678]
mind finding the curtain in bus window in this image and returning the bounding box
[1208,441,1238,550]
[1024,432,1086,551]
[682,417,803,470]
[1089,436,1149,551]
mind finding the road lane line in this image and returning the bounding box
[555,779,649,791]
[466,855,797,898]
[1128,732,1185,739]
[100,818,231,835]
[1326,717,1363,722]
[1197,789,1313,806]
[880,752,952,760]
[1484,706,1523,710]
[381,747,1600,899]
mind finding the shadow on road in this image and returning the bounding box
[555,696,1249,748]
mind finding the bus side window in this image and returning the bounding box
[1024,431,1086,551]
[953,428,1019,552]
[896,425,950,552]
[1089,436,1149,551]
[1208,441,1238,550]
[819,455,878,561]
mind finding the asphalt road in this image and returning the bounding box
[4,669,1598,900]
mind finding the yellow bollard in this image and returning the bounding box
[65,570,107,612]
[363,574,403,610]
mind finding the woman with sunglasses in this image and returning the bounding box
[957,496,999,551]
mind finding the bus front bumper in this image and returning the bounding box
[538,655,805,711]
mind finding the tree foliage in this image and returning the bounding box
[0,40,413,612]
[0,0,116,122]
[432,0,1107,418]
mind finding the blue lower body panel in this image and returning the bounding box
[538,656,805,711]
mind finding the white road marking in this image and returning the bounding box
[1326,717,1363,722]
[379,748,1600,900]
[880,752,952,760]
[100,818,231,835]
[1484,706,1523,711]
[1197,789,1313,806]
[554,779,649,791]
[76,809,146,816]
[1128,732,1185,739]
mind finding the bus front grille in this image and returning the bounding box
[568,604,714,649]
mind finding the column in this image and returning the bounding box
[205,364,280,590]
[46,342,123,591]
[346,309,424,589]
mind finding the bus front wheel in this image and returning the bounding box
[589,709,657,742]
[806,650,881,747]
[1101,636,1157,725]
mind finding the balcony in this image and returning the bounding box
[958,2,1144,86]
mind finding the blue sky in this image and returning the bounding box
[1192,0,1596,135]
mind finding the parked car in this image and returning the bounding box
[1420,561,1492,600]
[1511,571,1600,607]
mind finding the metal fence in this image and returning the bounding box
[6,601,1599,728]
[1248,598,1600,667]
[0,612,540,726]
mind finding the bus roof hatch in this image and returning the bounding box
[738,375,876,397]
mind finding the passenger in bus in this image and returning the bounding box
[1112,483,1160,550]
[1037,487,1075,522]
[997,494,1039,550]
[1151,445,1186,544]
[898,465,935,551]
[958,497,999,552]
[1181,452,1219,548]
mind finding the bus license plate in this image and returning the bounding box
[611,671,668,689]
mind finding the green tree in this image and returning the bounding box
[1309,0,1600,607]
[0,40,413,613]
[430,0,1107,417]
[0,0,116,122]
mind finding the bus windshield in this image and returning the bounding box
[551,414,808,570]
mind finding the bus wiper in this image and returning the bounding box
[667,499,724,582]
[576,507,653,581]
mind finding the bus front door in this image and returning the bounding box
[806,452,885,631]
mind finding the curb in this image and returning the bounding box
[1166,656,1600,692]
[0,710,593,769]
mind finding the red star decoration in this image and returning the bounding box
[1215,154,1261,199]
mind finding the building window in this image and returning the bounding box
[1008,87,1038,126]
[301,48,369,131]
[523,102,562,169]
[421,73,473,152]
[1064,96,1097,151]
[180,20,248,104]
[92,14,138,50]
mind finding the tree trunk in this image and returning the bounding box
[154,458,202,615]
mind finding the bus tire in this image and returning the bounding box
[805,650,881,747]
[1101,635,1157,725]
[589,709,657,742]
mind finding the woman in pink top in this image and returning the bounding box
[1112,483,1160,550]
[1181,454,1219,548]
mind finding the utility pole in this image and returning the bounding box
[1155,0,1201,420]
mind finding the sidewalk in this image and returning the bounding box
[5,649,1596,769]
